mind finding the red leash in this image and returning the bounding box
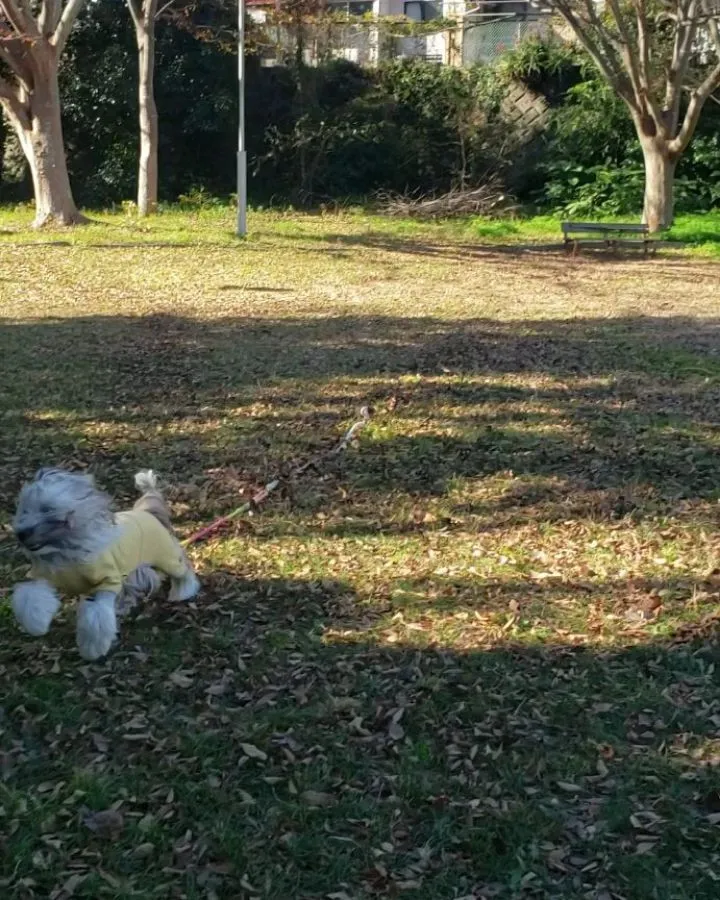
[182,406,372,547]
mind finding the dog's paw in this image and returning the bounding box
[12,580,60,636]
[76,595,117,661]
[169,569,200,603]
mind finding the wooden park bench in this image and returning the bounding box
[561,221,655,255]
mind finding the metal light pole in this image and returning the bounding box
[236,0,247,236]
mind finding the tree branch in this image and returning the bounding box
[39,0,63,35]
[634,0,654,94]
[671,60,720,155]
[626,0,667,135]
[0,0,39,36]
[606,0,643,92]
[126,0,143,28]
[155,0,175,20]
[17,0,40,30]
[0,38,33,90]
[0,73,30,129]
[664,0,698,129]
[704,0,720,52]
[552,0,636,107]
[52,0,88,53]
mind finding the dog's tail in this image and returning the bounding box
[133,469,173,532]
[134,469,159,494]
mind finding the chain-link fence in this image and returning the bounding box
[253,8,554,68]
[462,14,552,65]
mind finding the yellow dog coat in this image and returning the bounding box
[31,510,187,596]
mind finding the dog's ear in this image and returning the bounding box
[35,466,65,481]
[35,467,95,487]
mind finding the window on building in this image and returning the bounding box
[403,0,439,20]
[328,0,374,14]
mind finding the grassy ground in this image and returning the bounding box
[2,207,720,900]
[2,203,720,255]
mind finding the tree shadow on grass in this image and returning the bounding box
[2,312,719,402]
[263,227,720,271]
[2,569,720,898]
[1,312,719,534]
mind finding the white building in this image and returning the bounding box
[248,0,552,68]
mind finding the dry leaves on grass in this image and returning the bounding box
[3,213,720,898]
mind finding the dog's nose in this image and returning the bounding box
[15,527,33,544]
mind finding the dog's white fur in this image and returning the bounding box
[75,592,118,661]
[12,579,60,636]
[11,468,200,661]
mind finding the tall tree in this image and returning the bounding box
[125,0,236,216]
[126,0,160,215]
[0,0,88,225]
[550,0,720,231]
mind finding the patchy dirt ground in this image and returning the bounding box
[2,212,720,899]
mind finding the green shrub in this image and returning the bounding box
[254,59,509,204]
[508,35,720,217]
[3,15,719,216]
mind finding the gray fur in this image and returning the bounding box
[133,489,174,533]
[13,468,118,567]
[116,564,163,616]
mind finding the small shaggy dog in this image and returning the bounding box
[11,467,200,660]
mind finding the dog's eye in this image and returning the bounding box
[39,505,51,515]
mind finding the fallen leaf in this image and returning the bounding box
[301,790,336,808]
[168,670,194,689]
[52,872,86,899]
[206,681,228,696]
[82,808,124,839]
[91,734,109,754]
[240,742,267,761]
[557,782,582,793]
[636,842,657,855]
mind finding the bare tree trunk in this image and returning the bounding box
[5,59,84,227]
[0,0,89,226]
[136,18,158,215]
[128,0,159,216]
[641,140,677,233]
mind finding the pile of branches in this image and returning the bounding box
[378,180,515,219]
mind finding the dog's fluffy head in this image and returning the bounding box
[13,467,117,566]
